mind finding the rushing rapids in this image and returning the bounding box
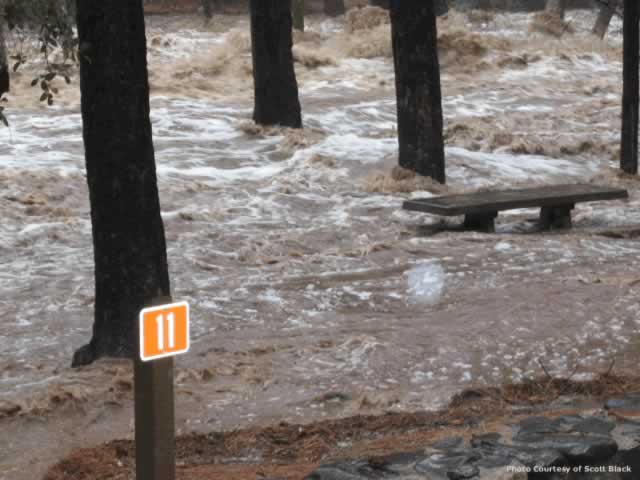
[1,6,639,479]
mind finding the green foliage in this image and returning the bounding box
[1,0,77,126]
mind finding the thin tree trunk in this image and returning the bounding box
[545,0,566,19]
[249,0,302,128]
[592,0,617,39]
[621,0,639,174]
[72,0,171,366]
[202,0,213,19]
[324,0,345,17]
[0,16,8,96]
[292,0,304,31]
[390,0,445,183]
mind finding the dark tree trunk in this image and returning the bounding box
[202,0,213,19]
[369,0,390,9]
[390,0,445,183]
[72,0,171,366]
[324,0,345,17]
[249,0,302,128]
[592,0,617,39]
[621,0,639,174]
[0,18,8,96]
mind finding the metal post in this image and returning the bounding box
[135,297,175,480]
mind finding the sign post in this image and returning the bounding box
[135,298,190,480]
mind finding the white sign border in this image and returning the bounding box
[139,301,190,362]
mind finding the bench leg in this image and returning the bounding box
[463,212,498,233]
[540,204,574,230]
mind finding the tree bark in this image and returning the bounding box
[324,0,345,17]
[621,0,639,174]
[202,0,213,19]
[369,0,389,9]
[72,0,171,366]
[249,0,302,128]
[390,0,445,183]
[592,0,617,39]
[0,14,8,96]
[545,0,566,19]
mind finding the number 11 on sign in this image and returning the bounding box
[139,302,190,362]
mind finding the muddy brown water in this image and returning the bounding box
[1,8,640,480]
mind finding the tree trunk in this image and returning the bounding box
[0,16,8,96]
[545,0,566,19]
[369,0,389,9]
[249,0,302,128]
[621,0,639,174]
[592,0,617,39]
[202,0,213,19]
[72,0,171,366]
[390,0,445,183]
[324,0,345,17]
[292,0,304,31]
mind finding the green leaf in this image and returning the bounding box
[13,62,20,73]
[41,80,48,91]
[31,78,39,87]
[64,76,71,84]
[40,92,48,102]
[47,96,53,106]
[0,112,8,127]
[44,72,56,81]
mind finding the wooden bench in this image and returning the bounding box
[403,184,629,232]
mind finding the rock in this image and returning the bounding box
[304,466,366,480]
[448,464,479,479]
[605,392,640,415]
[478,466,527,480]
[569,417,616,436]
[432,436,465,451]
[306,410,639,480]
[512,432,618,463]
[478,443,567,469]
[470,433,501,448]
[515,416,559,435]
[414,451,481,478]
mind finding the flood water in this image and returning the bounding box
[1,7,640,479]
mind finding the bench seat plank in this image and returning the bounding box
[403,184,628,217]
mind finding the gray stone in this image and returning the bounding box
[569,417,616,436]
[470,433,501,448]
[304,466,367,480]
[432,437,465,451]
[447,464,479,479]
[515,416,559,435]
[512,432,618,463]
[478,466,527,480]
[414,451,480,478]
[605,393,640,412]
[474,455,514,469]
[478,443,567,469]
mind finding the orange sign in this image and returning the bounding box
[139,301,190,362]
